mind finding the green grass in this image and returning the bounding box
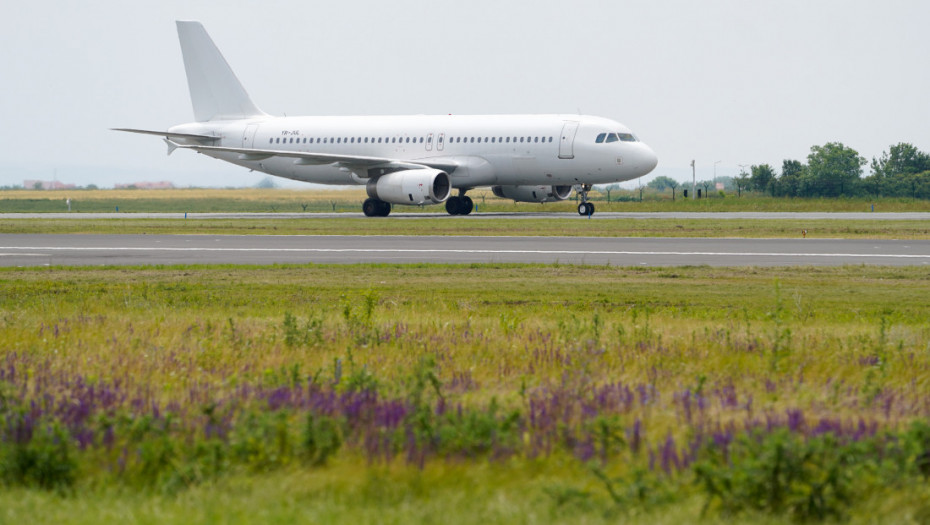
[3,188,930,214]
[2,217,930,238]
[2,263,930,522]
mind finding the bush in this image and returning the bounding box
[694,429,865,521]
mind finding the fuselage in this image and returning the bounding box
[169,113,658,189]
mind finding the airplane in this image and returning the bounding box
[116,21,658,217]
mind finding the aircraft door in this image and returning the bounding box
[242,123,260,148]
[438,133,445,151]
[426,133,434,151]
[558,121,579,159]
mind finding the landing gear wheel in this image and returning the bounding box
[363,198,391,217]
[461,196,474,215]
[578,202,595,216]
[445,197,462,215]
[378,201,391,217]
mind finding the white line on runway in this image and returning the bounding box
[1,246,928,259]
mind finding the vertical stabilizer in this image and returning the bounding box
[176,21,267,122]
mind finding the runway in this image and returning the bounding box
[2,234,929,267]
[3,211,930,220]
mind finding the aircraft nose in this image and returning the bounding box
[640,143,658,174]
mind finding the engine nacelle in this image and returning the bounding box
[366,169,451,205]
[491,185,573,203]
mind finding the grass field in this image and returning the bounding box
[3,217,930,239]
[2,264,929,523]
[3,188,930,214]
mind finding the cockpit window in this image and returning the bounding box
[597,131,638,144]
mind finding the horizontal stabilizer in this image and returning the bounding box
[112,128,220,142]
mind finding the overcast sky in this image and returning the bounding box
[1,0,928,189]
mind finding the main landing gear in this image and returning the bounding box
[445,194,474,215]
[576,184,595,216]
[362,198,391,217]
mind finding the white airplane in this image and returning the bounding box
[117,21,658,217]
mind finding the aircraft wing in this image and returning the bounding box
[170,142,460,175]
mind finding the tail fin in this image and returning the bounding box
[176,21,267,122]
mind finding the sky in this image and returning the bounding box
[1,0,928,189]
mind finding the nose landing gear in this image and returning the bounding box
[576,184,595,216]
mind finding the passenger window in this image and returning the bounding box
[534,137,539,143]
[520,137,524,143]
[595,133,607,143]
[491,137,496,143]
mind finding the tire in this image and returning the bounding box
[363,198,380,217]
[577,203,587,216]
[378,201,391,217]
[587,202,595,216]
[461,196,474,215]
[445,197,462,215]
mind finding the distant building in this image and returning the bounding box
[24,180,77,190]
[114,181,175,189]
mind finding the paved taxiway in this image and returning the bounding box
[2,234,929,267]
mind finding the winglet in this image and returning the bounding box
[176,21,267,122]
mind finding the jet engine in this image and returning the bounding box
[491,185,573,203]
[366,169,451,205]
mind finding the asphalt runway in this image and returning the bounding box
[4,211,930,220]
[2,234,929,267]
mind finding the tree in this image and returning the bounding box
[803,142,865,197]
[871,143,930,180]
[735,169,750,197]
[776,160,805,197]
[646,176,678,191]
[865,143,930,197]
[255,176,277,189]
[668,178,679,200]
[750,164,776,194]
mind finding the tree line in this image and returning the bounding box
[647,142,930,199]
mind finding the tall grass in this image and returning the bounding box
[1,264,929,522]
